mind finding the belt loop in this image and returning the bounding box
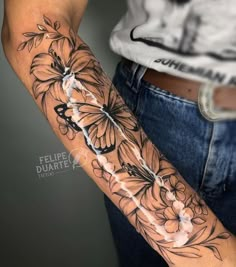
[134,65,148,90]
[131,64,148,93]
[125,61,140,92]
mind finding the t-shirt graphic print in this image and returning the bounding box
[110,0,236,85]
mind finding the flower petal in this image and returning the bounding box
[93,168,103,178]
[141,139,160,174]
[50,80,68,103]
[169,175,178,188]
[182,207,194,219]
[109,175,129,197]
[119,197,138,216]
[103,171,112,181]
[59,125,68,135]
[164,207,177,220]
[104,162,115,173]
[96,155,107,165]
[159,158,173,169]
[76,72,102,86]
[70,53,95,73]
[141,182,162,211]
[49,37,72,67]
[31,53,61,81]
[32,79,52,98]
[118,173,148,196]
[92,159,100,169]
[166,191,176,201]
[180,220,193,233]
[157,166,176,178]
[194,206,202,215]
[175,190,186,201]
[67,127,76,140]
[155,212,166,226]
[202,206,208,215]
[172,200,184,214]
[176,181,185,192]
[165,220,179,233]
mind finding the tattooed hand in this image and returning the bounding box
[3,13,236,267]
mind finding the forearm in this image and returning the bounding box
[2,9,236,267]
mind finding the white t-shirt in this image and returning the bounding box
[109,0,236,85]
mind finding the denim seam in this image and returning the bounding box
[141,80,197,106]
[224,139,235,190]
[199,123,215,190]
[135,66,148,89]
[126,63,140,93]
[131,66,148,116]
[133,84,145,118]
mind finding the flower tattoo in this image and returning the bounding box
[113,138,176,212]
[162,201,193,233]
[31,37,103,115]
[192,195,208,215]
[165,175,186,201]
[17,15,231,265]
[92,156,114,182]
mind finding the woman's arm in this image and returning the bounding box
[2,1,236,266]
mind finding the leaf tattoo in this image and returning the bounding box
[17,15,231,264]
[17,15,63,52]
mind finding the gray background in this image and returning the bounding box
[0,1,126,266]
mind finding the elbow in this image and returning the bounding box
[1,18,12,59]
[1,20,8,48]
[1,19,20,70]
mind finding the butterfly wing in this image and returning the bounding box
[54,104,81,132]
[85,120,116,154]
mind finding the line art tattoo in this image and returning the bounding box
[18,15,231,264]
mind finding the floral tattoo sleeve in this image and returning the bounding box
[17,16,231,265]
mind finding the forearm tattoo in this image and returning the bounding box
[18,16,231,264]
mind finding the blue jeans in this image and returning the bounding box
[104,60,236,267]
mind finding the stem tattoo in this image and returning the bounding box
[18,15,231,265]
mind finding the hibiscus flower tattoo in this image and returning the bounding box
[18,16,104,116]
[114,137,177,212]
[30,37,103,115]
[17,15,231,265]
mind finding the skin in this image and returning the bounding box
[2,0,236,266]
